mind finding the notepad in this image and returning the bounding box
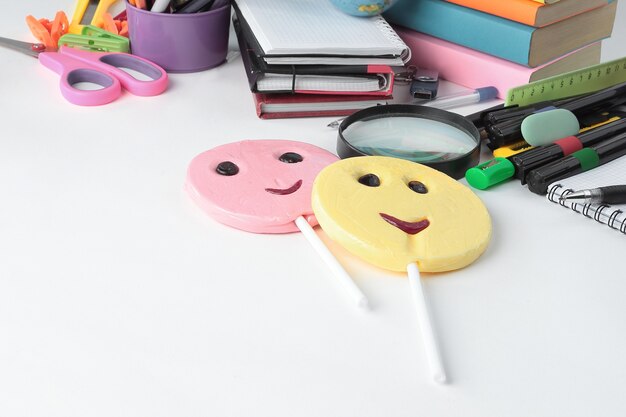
[233,0,411,65]
[546,155,626,234]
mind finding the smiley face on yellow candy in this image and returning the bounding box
[311,156,491,273]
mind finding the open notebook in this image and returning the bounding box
[546,155,626,234]
[232,0,411,65]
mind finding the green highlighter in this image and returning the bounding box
[58,25,129,53]
[465,157,516,190]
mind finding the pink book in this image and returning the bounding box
[394,26,602,99]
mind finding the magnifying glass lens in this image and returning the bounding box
[342,116,477,163]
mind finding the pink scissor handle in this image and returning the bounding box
[38,46,168,106]
[39,50,122,106]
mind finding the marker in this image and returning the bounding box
[483,83,626,149]
[421,86,498,110]
[485,104,561,150]
[559,185,626,205]
[526,131,626,195]
[512,117,626,183]
[466,117,626,190]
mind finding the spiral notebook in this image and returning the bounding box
[232,0,411,65]
[546,155,626,234]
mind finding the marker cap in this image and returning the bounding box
[465,157,515,190]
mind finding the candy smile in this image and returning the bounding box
[379,213,430,235]
[265,180,303,195]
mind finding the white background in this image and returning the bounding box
[1,1,625,416]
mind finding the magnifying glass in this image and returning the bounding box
[337,105,481,179]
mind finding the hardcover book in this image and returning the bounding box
[253,93,392,119]
[444,0,607,27]
[394,27,602,99]
[384,0,616,67]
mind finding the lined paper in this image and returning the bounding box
[234,0,409,62]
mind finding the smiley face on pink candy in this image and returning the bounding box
[185,140,339,233]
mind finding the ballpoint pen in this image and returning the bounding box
[327,86,498,128]
[420,86,498,110]
[559,185,626,204]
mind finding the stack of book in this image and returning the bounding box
[384,0,618,98]
[232,0,411,119]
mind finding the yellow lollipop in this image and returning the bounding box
[312,156,492,383]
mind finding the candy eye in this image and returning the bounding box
[216,161,239,176]
[279,152,303,163]
[408,181,428,194]
[358,173,380,187]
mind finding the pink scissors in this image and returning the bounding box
[0,36,168,106]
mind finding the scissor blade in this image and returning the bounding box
[0,36,44,58]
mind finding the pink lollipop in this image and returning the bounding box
[185,140,368,308]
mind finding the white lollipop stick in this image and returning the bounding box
[295,216,369,310]
[407,262,447,384]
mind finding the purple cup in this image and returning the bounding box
[126,1,231,73]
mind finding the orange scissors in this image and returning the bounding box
[25,11,69,50]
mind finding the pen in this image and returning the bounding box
[421,86,498,110]
[526,131,626,195]
[559,185,626,204]
[327,86,498,129]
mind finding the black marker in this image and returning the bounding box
[465,115,626,190]
[526,131,626,195]
[511,117,626,183]
[483,82,626,149]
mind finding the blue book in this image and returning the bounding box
[384,0,617,67]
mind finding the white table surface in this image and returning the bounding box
[1,2,626,416]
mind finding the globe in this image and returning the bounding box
[329,0,398,17]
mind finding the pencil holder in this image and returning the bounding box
[126,1,230,73]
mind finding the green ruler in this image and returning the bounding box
[505,57,626,107]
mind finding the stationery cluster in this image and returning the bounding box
[385,0,619,98]
[466,79,626,191]
[464,73,626,233]
[231,0,411,119]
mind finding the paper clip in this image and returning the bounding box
[58,25,129,53]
